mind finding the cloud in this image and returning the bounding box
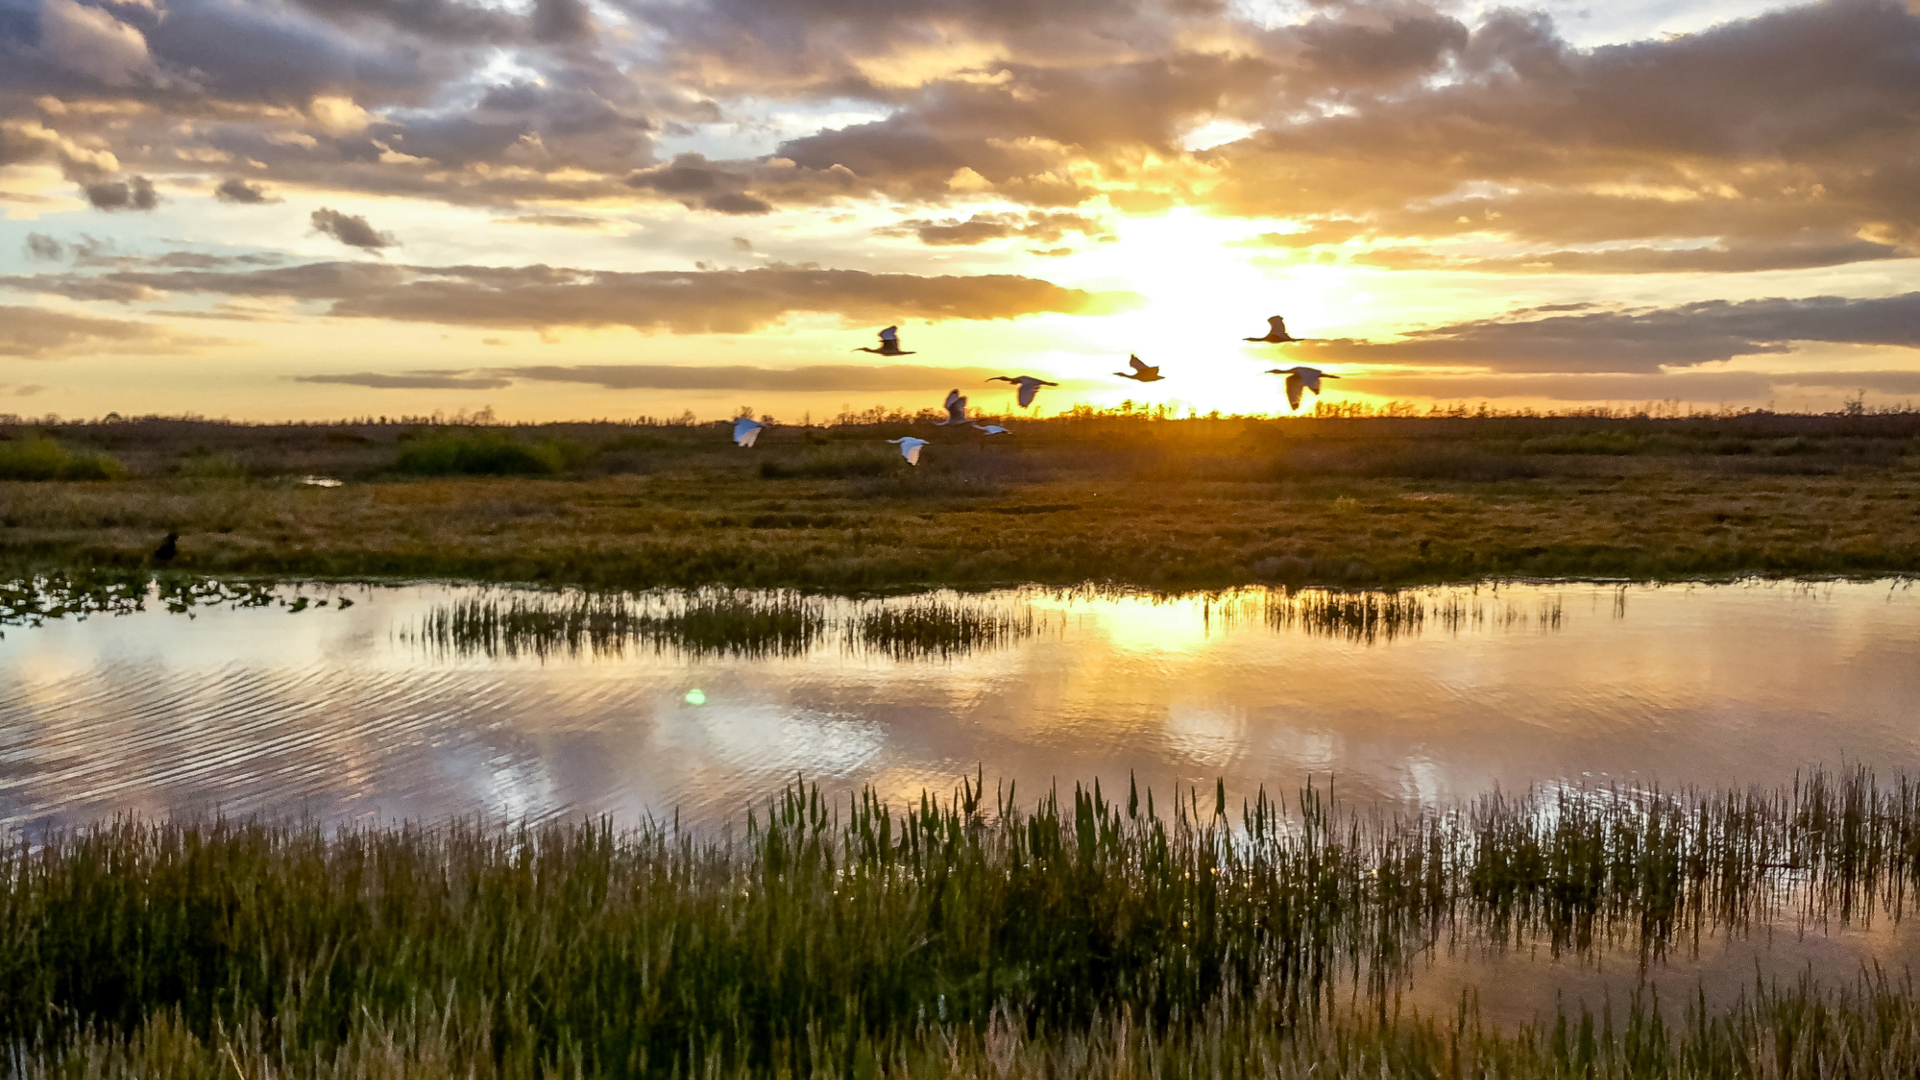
[626,153,772,214]
[24,233,64,261]
[295,370,515,389]
[1344,370,1778,403]
[1312,292,1920,373]
[310,207,397,250]
[83,175,158,211]
[500,362,1011,391]
[29,260,1142,333]
[214,176,273,203]
[877,210,1109,247]
[0,305,227,358]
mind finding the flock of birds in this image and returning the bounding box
[734,316,1341,465]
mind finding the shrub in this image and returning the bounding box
[0,436,125,480]
[392,429,588,476]
[760,445,897,479]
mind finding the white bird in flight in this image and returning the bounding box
[1114,354,1163,382]
[936,388,969,425]
[988,375,1058,408]
[854,325,915,356]
[888,436,929,465]
[1267,365,1340,410]
[732,417,764,447]
[1245,315,1306,344]
[972,423,1010,435]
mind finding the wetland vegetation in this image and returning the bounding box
[6,769,1920,1078]
[3,411,1920,592]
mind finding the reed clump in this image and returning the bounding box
[0,435,123,481]
[851,597,1038,660]
[406,589,831,659]
[3,770,1920,1078]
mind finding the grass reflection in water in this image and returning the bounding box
[4,768,1920,1078]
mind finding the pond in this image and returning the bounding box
[3,578,1916,832]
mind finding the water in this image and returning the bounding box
[6,576,1920,1024]
[3,578,1916,831]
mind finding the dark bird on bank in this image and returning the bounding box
[1245,315,1306,343]
[1267,365,1340,410]
[854,326,915,356]
[988,375,1058,407]
[153,532,178,562]
[1114,354,1163,382]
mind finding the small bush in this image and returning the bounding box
[392,430,588,476]
[176,450,250,478]
[0,437,125,480]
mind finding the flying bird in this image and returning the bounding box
[936,389,969,425]
[988,375,1058,408]
[887,437,929,465]
[1245,316,1305,344]
[732,417,764,447]
[972,423,1010,435]
[1114,354,1163,382]
[1267,365,1340,410]
[854,325,915,356]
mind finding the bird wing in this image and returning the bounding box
[1128,354,1148,373]
[1269,315,1287,332]
[733,418,761,444]
[879,326,898,342]
[1285,373,1304,410]
[1299,369,1321,393]
[1017,381,1038,407]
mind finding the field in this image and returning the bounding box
[4,411,1920,591]
[5,769,1920,1079]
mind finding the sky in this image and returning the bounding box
[0,0,1916,423]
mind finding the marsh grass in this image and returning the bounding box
[403,590,1046,661]
[0,436,123,481]
[3,770,1920,1078]
[405,589,832,660]
[851,597,1039,660]
[0,571,292,626]
[391,429,589,477]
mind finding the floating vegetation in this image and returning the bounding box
[0,571,296,627]
[405,589,831,660]
[850,596,1038,660]
[3,769,1920,1078]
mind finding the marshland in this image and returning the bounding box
[4,410,1920,590]
[8,413,1920,1077]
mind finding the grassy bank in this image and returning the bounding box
[4,413,1920,590]
[4,770,1920,1078]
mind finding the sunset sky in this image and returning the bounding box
[1,0,1916,422]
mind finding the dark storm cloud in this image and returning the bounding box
[296,369,514,389]
[1312,293,1920,373]
[626,153,772,214]
[310,208,397,250]
[13,261,1140,333]
[214,177,272,203]
[0,305,224,358]
[502,362,1007,391]
[83,175,157,211]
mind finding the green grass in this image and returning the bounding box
[392,429,590,477]
[4,770,1920,1077]
[0,436,124,481]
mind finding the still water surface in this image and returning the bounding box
[3,578,1916,832]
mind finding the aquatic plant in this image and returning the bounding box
[849,596,1038,660]
[406,589,831,659]
[2,770,1919,1078]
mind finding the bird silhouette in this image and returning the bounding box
[988,375,1058,408]
[972,423,1011,435]
[936,389,969,425]
[1245,315,1306,343]
[1266,365,1340,410]
[887,437,929,465]
[1114,354,1163,382]
[153,532,178,562]
[854,326,915,356]
[732,417,765,447]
